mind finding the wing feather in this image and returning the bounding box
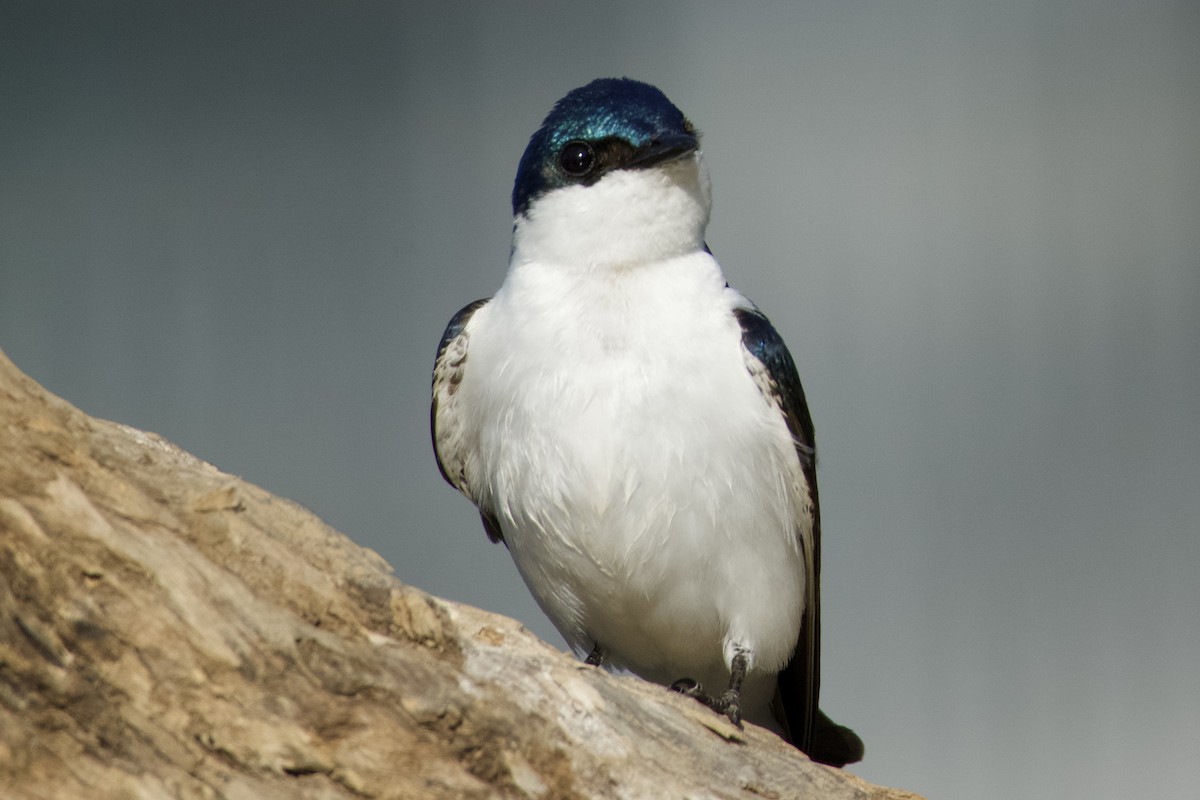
[431,298,505,543]
[733,305,821,756]
[735,303,864,767]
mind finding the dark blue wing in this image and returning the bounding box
[733,307,818,480]
[735,304,863,767]
[733,305,822,757]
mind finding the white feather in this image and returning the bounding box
[450,153,809,726]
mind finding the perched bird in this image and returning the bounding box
[431,77,862,767]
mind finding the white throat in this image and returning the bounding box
[511,152,712,270]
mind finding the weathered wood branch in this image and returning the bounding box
[0,348,921,799]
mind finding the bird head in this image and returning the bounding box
[510,78,711,269]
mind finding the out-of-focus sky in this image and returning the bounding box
[2,2,1197,797]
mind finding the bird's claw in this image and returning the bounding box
[708,688,743,727]
[670,677,705,697]
[670,678,743,728]
[584,643,605,666]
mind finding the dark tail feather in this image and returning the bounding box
[771,678,863,767]
[808,708,864,768]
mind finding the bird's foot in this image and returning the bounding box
[584,643,605,667]
[707,688,743,727]
[669,677,706,698]
[670,678,743,728]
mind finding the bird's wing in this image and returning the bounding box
[431,298,504,544]
[732,304,821,756]
[734,302,864,767]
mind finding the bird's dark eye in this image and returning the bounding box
[558,141,596,177]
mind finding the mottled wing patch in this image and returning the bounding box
[432,299,505,543]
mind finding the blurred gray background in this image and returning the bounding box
[2,2,1197,797]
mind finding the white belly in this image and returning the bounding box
[462,253,806,705]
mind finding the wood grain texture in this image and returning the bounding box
[0,348,921,800]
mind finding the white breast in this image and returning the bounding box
[458,246,807,707]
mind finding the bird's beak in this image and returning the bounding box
[627,133,700,169]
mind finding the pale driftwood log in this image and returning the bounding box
[0,348,921,800]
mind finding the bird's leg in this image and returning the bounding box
[670,648,749,728]
[584,642,606,666]
[708,649,748,727]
